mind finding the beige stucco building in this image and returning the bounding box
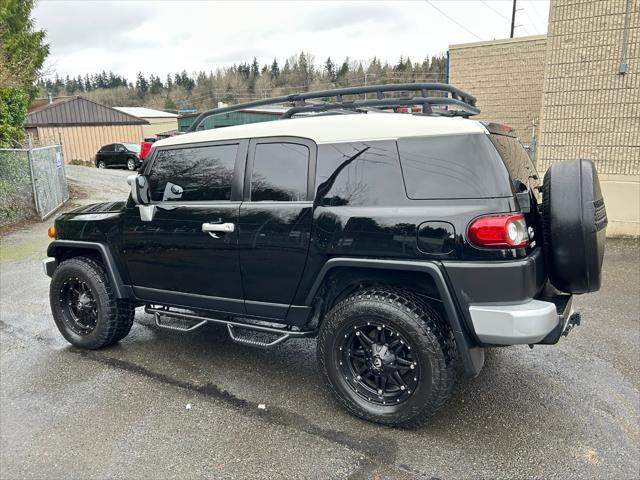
[113,107,178,138]
[449,35,548,148]
[449,0,639,236]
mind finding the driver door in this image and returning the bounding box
[120,140,247,314]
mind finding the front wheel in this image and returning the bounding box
[50,256,134,349]
[126,158,136,171]
[318,287,456,427]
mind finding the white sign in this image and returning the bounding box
[55,151,62,169]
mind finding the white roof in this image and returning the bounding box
[156,113,487,148]
[113,107,178,118]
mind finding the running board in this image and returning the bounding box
[145,305,316,348]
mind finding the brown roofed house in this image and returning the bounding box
[24,96,147,163]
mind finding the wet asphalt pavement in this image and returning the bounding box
[1,166,639,479]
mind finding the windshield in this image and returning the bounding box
[124,143,141,153]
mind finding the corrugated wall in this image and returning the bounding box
[35,125,144,163]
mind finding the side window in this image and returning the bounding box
[149,144,238,202]
[397,134,512,199]
[101,144,114,152]
[315,141,405,206]
[250,143,309,202]
[115,144,126,153]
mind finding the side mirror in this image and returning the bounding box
[128,174,156,222]
[127,174,149,205]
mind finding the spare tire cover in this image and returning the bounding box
[542,159,607,294]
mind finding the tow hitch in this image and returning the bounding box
[562,312,582,337]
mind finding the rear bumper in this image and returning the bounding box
[469,295,573,345]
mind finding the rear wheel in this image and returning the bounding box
[318,287,456,427]
[50,256,134,349]
[97,161,106,169]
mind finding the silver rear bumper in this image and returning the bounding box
[469,298,573,345]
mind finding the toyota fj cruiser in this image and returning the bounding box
[43,84,607,427]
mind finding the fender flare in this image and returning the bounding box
[304,258,485,377]
[46,240,131,299]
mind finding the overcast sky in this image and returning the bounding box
[33,0,550,81]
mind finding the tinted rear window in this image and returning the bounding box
[397,134,512,199]
[251,143,309,202]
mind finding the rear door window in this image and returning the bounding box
[250,143,309,202]
[149,144,238,202]
[397,134,512,199]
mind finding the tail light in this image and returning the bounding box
[468,213,528,248]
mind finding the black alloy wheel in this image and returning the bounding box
[318,287,456,427]
[59,277,98,335]
[50,256,135,349]
[339,322,421,406]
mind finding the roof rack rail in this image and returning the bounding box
[186,83,479,133]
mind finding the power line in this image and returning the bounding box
[425,0,482,41]
[480,0,509,20]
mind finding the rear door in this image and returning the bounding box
[97,144,114,165]
[238,137,316,319]
[120,140,248,313]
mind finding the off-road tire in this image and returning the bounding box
[318,287,456,428]
[50,256,134,349]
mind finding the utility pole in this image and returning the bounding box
[510,0,517,38]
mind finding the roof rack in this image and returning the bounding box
[186,83,479,133]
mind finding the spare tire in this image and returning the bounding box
[542,159,607,294]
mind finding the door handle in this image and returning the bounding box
[202,222,235,239]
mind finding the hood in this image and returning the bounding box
[65,201,126,215]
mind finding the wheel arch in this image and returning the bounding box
[305,258,485,377]
[47,240,131,299]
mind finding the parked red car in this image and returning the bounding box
[140,137,156,160]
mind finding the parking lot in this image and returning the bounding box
[1,166,638,479]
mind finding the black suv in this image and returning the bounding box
[95,143,142,170]
[44,85,607,427]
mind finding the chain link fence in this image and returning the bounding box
[0,142,69,227]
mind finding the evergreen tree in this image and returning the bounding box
[324,57,335,83]
[135,72,149,97]
[270,59,280,79]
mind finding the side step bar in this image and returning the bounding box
[145,305,316,348]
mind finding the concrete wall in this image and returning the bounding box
[30,124,144,163]
[449,35,548,145]
[142,117,178,138]
[536,0,639,236]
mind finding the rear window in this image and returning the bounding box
[397,134,512,199]
[488,134,540,191]
[123,143,141,153]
